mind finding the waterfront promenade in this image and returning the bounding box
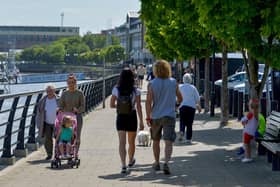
[0,81,280,187]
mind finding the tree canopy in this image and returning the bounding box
[19,34,124,65]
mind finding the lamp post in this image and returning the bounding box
[210,36,216,117]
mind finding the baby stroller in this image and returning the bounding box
[51,112,81,169]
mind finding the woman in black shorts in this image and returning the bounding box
[110,68,144,173]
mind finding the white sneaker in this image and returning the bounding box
[241,158,253,163]
[185,139,192,144]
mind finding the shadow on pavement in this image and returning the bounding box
[27,159,50,165]
[98,118,280,186]
[99,148,280,186]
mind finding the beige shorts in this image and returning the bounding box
[151,116,176,142]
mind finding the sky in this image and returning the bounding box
[0,0,140,35]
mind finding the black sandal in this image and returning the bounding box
[128,159,136,167]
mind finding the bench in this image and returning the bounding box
[258,111,280,171]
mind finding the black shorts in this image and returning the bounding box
[138,75,144,80]
[116,110,137,132]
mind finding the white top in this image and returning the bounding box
[137,67,146,76]
[44,97,57,125]
[112,87,141,110]
[242,116,259,136]
[179,83,200,109]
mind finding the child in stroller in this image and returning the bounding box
[56,115,74,159]
[51,112,80,168]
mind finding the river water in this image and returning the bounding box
[0,80,91,154]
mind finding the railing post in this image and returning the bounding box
[245,94,249,112]
[228,88,233,116]
[233,90,238,117]
[238,91,243,121]
[14,95,32,157]
[89,83,95,110]
[0,98,4,111]
[85,84,91,112]
[215,85,221,107]
[0,97,19,165]
[26,93,43,151]
[260,97,267,118]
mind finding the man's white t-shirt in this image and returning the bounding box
[44,97,57,124]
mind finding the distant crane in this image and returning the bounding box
[61,12,64,27]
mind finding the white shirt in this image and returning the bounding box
[44,97,57,124]
[137,67,146,76]
[179,83,200,109]
[112,87,141,110]
[243,116,259,136]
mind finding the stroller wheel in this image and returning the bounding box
[76,159,80,168]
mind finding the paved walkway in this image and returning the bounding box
[0,80,280,187]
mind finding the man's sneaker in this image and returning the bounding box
[121,166,127,174]
[237,147,245,155]
[128,159,136,167]
[241,158,253,163]
[163,163,170,175]
[152,163,161,171]
[185,139,192,144]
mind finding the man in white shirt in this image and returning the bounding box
[137,64,146,89]
[36,84,58,160]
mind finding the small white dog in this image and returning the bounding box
[137,130,151,146]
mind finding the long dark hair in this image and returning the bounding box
[117,68,135,95]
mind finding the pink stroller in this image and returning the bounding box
[51,112,80,168]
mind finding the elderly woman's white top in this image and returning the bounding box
[179,83,200,109]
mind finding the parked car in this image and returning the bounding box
[234,76,271,94]
[214,71,263,88]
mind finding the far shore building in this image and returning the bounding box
[102,11,154,65]
[0,26,79,52]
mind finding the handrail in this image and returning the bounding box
[0,74,119,162]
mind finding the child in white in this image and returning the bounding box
[240,99,259,163]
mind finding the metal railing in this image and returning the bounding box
[0,74,119,163]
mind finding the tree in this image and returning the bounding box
[194,0,280,111]
[192,0,236,125]
[82,32,121,51]
[0,54,7,62]
[141,0,213,112]
[20,45,45,63]
[103,45,125,64]
[58,37,90,64]
[44,43,65,63]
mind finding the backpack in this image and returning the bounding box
[116,89,134,115]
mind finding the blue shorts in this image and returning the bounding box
[59,140,71,146]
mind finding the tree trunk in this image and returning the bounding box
[221,44,228,125]
[248,55,259,99]
[204,56,210,113]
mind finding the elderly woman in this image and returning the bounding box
[59,74,85,152]
[36,84,59,160]
[146,60,182,175]
[178,73,201,143]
